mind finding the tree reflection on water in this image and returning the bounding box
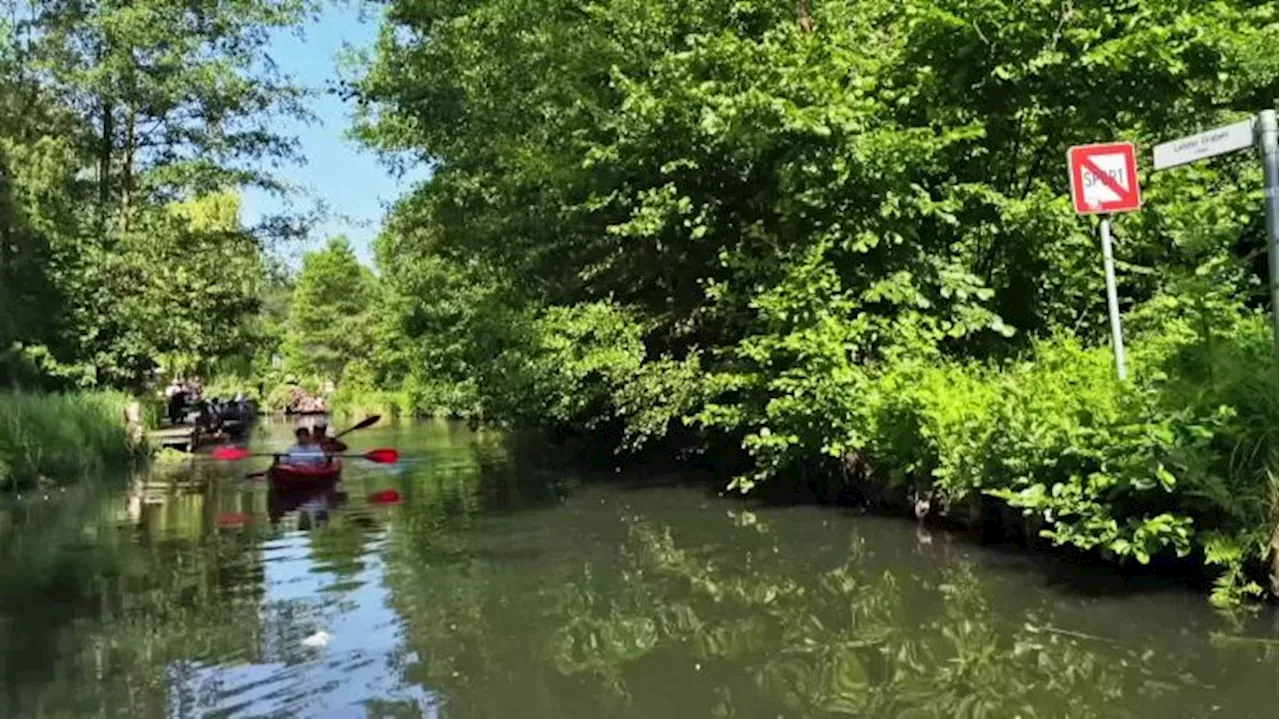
[0,421,1274,718]
[384,497,1277,719]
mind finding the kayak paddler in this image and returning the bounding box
[284,426,328,466]
[313,422,348,453]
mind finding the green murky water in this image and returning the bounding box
[0,419,1275,718]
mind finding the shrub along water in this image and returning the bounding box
[0,392,147,490]
[695,310,1277,608]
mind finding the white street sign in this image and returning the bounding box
[1152,118,1255,170]
[1068,142,1141,214]
[1143,109,1279,406]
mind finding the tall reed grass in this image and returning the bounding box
[0,392,147,489]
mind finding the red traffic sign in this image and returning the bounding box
[1067,142,1142,215]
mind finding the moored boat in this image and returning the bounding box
[222,418,251,438]
[268,459,343,492]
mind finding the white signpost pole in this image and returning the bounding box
[1255,109,1279,347]
[1068,142,1139,382]
[1098,215,1127,381]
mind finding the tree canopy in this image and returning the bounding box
[283,236,376,383]
[0,0,1275,606]
[0,0,319,389]
[350,0,1275,436]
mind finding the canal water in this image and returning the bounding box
[0,419,1275,718]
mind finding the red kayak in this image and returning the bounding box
[268,460,343,492]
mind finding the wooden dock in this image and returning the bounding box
[149,427,196,452]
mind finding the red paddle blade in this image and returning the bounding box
[369,489,401,504]
[212,446,250,461]
[215,512,251,528]
[363,448,400,464]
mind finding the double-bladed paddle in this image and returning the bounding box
[212,446,400,464]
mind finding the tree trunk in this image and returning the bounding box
[0,191,10,359]
[124,400,144,446]
[796,1,814,32]
[98,98,113,228]
[121,104,135,233]
[1271,519,1278,598]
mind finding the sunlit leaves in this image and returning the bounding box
[1,0,316,388]
[284,237,376,383]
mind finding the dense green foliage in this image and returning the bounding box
[343,0,1280,604]
[0,1,319,483]
[0,392,145,489]
[0,0,317,390]
[284,236,376,383]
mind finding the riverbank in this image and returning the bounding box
[328,381,480,422]
[524,314,1280,610]
[196,312,1280,609]
[768,328,1278,609]
[0,392,149,490]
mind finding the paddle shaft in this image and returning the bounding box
[239,448,398,479]
[331,414,380,440]
[229,451,390,460]
[245,454,338,480]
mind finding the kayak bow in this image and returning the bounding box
[268,460,343,492]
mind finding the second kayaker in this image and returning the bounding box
[312,422,348,453]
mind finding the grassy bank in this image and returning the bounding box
[0,392,148,490]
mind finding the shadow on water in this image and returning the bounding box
[0,418,1273,718]
[656,449,1242,606]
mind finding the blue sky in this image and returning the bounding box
[240,2,422,269]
